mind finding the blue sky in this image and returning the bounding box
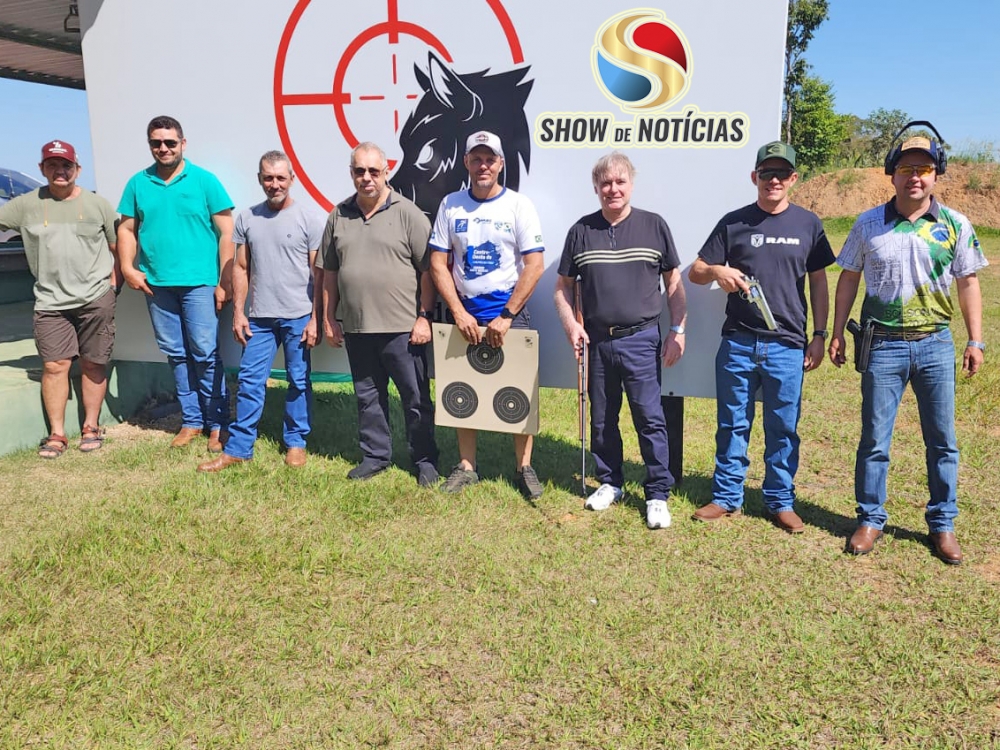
[2,0,998,184]
[806,0,1000,156]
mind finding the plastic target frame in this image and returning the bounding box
[432,323,539,435]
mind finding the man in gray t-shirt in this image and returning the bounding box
[319,141,439,486]
[198,151,325,472]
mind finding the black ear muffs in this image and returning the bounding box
[884,120,948,175]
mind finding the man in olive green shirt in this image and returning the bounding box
[0,140,119,457]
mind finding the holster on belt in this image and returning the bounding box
[846,318,874,373]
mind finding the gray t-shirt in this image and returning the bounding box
[0,187,116,311]
[318,191,431,334]
[233,200,325,319]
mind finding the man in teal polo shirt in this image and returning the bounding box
[117,115,235,451]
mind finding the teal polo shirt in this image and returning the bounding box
[118,160,233,286]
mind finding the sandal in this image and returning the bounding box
[38,434,69,459]
[79,425,105,453]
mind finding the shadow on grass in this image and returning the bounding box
[255,383,664,497]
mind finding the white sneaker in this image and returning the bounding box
[646,499,671,530]
[585,483,622,511]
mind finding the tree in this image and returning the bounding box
[783,0,830,143]
[859,108,912,165]
[787,75,847,174]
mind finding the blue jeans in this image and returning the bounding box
[713,333,804,513]
[856,329,958,533]
[224,315,313,460]
[146,286,228,431]
[588,325,673,500]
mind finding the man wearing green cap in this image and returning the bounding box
[688,141,834,533]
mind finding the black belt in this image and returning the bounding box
[870,325,941,341]
[596,318,658,340]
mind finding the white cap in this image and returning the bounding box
[465,131,504,159]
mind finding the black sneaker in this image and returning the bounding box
[417,464,440,487]
[347,460,389,481]
[441,465,479,493]
[517,465,544,500]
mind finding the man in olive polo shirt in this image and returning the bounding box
[0,140,119,458]
[320,141,439,486]
[117,115,235,452]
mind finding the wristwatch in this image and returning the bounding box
[669,325,685,334]
[813,330,828,339]
[418,311,433,320]
[967,340,986,351]
[500,307,516,320]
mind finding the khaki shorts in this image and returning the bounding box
[34,289,116,364]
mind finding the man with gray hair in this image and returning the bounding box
[554,151,686,530]
[198,151,325,472]
[320,142,439,486]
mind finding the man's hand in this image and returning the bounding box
[233,312,252,346]
[454,308,482,344]
[301,317,319,349]
[828,333,848,368]
[123,268,153,296]
[484,315,512,348]
[325,318,344,348]
[662,332,684,367]
[564,321,589,358]
[963,345,984,378]
[714,267,751,294]
[803,337,825,371]
[410,316,432,345]
[214,284,231,312]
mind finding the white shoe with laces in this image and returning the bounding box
[585,483,623,511]
[646,499,671,530]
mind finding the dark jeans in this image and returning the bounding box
[588,325,673,500]
[344,332,438,470]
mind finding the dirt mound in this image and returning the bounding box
[792,163,1000,228]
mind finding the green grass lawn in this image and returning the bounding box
[1,222,998,749]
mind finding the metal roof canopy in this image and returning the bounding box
[0,0,83,89]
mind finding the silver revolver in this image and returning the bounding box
[740,275,777,331]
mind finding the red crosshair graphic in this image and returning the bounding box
[274,0,524,212]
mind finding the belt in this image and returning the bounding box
[869,325,941,341]
[602,318,658,340]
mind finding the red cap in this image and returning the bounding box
[40,140,78,164]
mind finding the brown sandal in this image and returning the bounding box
[39,434,69,459]
[79,425,105,453]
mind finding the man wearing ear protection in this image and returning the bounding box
[829,126,988,564]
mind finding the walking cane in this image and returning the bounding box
[574,280,588,496]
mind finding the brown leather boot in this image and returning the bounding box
[197,453,247,473]
[929,531,962,565]
[171,427,202,448]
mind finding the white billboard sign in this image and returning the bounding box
[78,0,787,397]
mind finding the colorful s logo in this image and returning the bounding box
[593,10,691,113]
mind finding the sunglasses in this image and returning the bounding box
[352,166,384,178]
[148,139,180,149]
[895,164,935,178]
[757,167,794,181]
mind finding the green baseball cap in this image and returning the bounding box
[755,141,796,169]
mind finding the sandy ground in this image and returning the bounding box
[792,163,1000,227]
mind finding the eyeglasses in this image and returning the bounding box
[756,167,794,181]
[352,166,384,178]
[895,164,935,178]
[148,139,180,149]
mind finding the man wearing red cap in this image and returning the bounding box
[0,140,119,457]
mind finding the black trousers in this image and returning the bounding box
[344,332,438,470]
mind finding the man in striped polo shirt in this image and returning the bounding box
[554,151,687,530]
